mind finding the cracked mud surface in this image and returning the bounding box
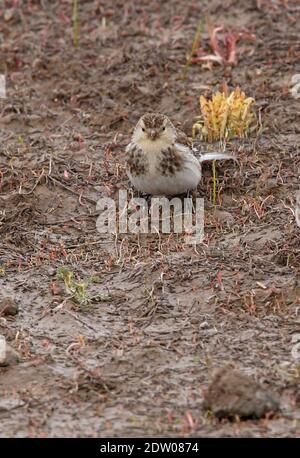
[0,0,300,437]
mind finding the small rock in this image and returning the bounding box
[4,8,14,22]
[0,397,25,412]
[0,337,21,367]
[0,298,19,316]
[295,390,300,405]
[199,321,209,329]
[203,367,280,420]
[47,267,57,277]
[213,209,235,225]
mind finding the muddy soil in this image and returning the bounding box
[1,0,300,437]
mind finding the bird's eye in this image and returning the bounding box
[142,128,145,132]
[162,126,166,131]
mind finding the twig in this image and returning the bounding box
[72,0,79,48]
[212,160,217,206]
[18,169,45,195]
[48,176,96,204]
[64,309,98,332]
[183,19,203,79]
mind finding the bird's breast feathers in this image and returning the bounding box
[126,143,149,176]
[126,141,201,195]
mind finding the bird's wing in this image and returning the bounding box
[173,144,201,171]
[125,142,134,153]
[198,152,237,163]
[175,129,193,149]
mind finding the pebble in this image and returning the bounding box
[203,367,280,419]
[0,298,19,316]
[0,336,21,367]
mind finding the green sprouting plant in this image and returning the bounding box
[57,267,88,305]
[56,267,110,306]
[183,19,203,79]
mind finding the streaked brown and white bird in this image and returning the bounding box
[126,112,235,196]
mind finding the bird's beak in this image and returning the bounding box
[149,130,157,140]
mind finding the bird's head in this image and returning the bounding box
[132,113,176,149]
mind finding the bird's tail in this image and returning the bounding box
[198,152,237,163]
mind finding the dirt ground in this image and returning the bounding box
[1,0,300,438]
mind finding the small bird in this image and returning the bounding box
[126,112,235,196]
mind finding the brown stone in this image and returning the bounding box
[203,367,280,420]
[0,298,19,316]
[0,340,21,367]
